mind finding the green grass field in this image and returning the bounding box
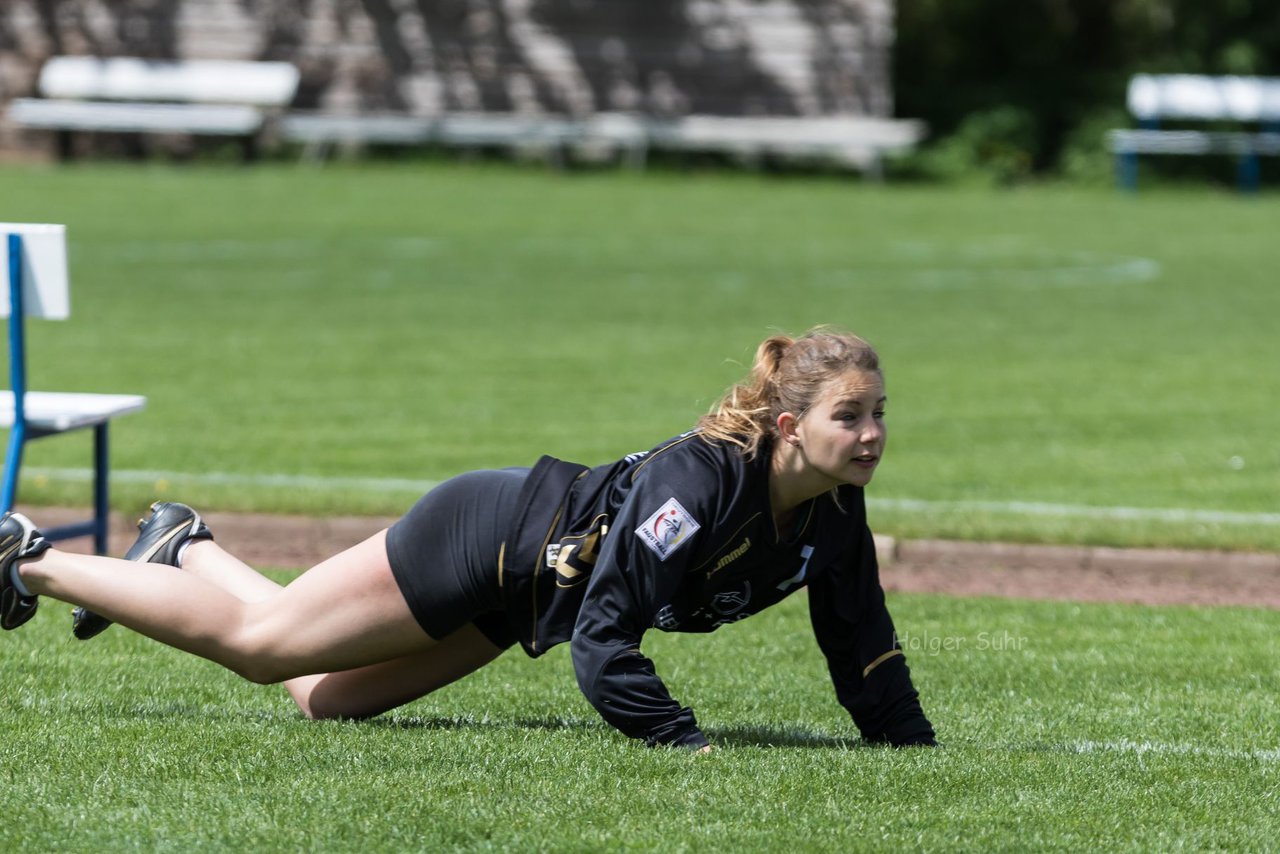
[1,162,1277,550]
[3,164,1279,851]
[3,588,1277,851]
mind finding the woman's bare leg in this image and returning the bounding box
[179,540,284,603]
[288,623,507,719]
[177,540,335,709]
[177,541,505,717]
[17,530,432,684]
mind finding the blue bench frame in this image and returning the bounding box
[4,233,111,553]
[1109,75,1280,192]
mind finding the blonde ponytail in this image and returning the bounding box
[697,327,881,459]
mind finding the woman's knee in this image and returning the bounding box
[290,681,338,720]
[232,658,295,686]
[226,647,296,685]
[296,686,376,721]
[221,608,306,685]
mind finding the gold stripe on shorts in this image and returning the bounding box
[862,648,904,679]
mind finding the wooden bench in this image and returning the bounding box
[7,56,300,161]
[1,224,146,553]
[1107,74,1280,190]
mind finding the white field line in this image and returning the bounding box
[91,236,443,263]
[22,467,1280,527]
[868,497,1280,527]
[25,466,441,495]
[899,256,1161,289]
[1063,739,1280,764]
[91,237,1157,288]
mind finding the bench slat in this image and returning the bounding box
[1128,74,1280,123]
[1108,128,1280,156]
[281,111,925,167]
[39,56,300,107]
[281,114,435,144]
[9,98,263,135]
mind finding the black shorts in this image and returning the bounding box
[385,468,528,649]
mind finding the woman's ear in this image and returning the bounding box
[776,411,800,446]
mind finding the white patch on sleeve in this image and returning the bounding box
[636,497,701,561]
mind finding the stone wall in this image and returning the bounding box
[1,0,896,119]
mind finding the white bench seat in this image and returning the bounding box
[0,391,146,433]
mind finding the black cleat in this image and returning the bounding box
[71,502,214,641]
[0,512,52,631]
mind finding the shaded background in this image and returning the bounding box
[896,0,1280,181]
[3,0,1278,179]
[0,1,895,120]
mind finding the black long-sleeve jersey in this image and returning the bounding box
[499,430,935,749]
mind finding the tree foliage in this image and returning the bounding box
[894,0,1280,178]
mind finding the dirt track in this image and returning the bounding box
[26,505,1280,610]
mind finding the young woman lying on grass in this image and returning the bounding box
[1,327,934,751]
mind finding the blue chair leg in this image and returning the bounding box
[1238,153,1260,193]
[40,427,110,549]
[4,233,25,515]
[1117,151,1138,191]
[1,421,25,514]
[93,423,109,555]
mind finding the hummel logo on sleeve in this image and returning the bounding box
[636,498,700,561]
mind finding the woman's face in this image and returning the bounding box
[792,369,887,488]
